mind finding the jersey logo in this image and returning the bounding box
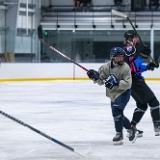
[124,46,136,56]
[126,46,132,52]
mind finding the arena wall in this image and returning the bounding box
[0,63,159,82]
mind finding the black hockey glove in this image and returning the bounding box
[105,74,119,90]
[87,69,100,81]
[140,46,151,59]
[147,62,157,71]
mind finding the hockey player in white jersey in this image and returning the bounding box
[87,47,137,145]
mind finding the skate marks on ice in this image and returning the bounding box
[0,81,160,160]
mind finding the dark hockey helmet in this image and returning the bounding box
[124,30,137,40]
[110,47,125,59]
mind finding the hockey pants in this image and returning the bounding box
[111,89,131,132]
[131,76,160,126]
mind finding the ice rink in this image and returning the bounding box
[0,80,160,160]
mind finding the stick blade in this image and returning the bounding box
[111,9,128,19]
[38,25,43,39]
[74,146,92,157]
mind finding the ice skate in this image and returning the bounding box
[154,122,160,136]
[113,132,123,145]
[136,129,143,137]
[127,125,138,143]
[127,129,143,138]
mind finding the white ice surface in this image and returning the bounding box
[0,80,160,160]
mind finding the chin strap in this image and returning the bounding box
[117,61,124,65]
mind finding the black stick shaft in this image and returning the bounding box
[127,17,146,47]
[126,17,155,62]
[111,10,156,63]
[0,110,84,157]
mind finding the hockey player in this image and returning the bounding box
[123,30,160,136]
[87,47,137,145]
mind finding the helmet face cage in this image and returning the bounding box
[110,47,125,60]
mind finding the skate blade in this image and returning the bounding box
[132,131,138,144]
[137,134,143,138]
[155,132,160,136]
[113,140,123,145]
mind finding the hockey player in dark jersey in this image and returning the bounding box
[123,30,160,136]
[87,47,137,145]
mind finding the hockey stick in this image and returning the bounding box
[0,110,87,157]
[38,25,88,72]
[111,9,156,63]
